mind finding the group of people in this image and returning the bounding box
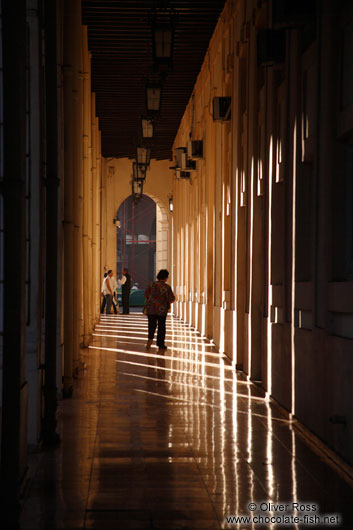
[100,267,175,352]
[100,268,131,315]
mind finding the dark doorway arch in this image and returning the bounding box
[116,194,156,290]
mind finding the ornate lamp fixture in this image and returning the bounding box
[146,82,162,114]
[141,117,154,138]
[152,24,174,66]
[168,195,173,212]
[136,145,151,167]
[132,178,143,201]
[133,161,147,180]
[151,7,177,70]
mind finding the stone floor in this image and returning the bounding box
[20,314,353,529]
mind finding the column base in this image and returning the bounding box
[83,334,92,347]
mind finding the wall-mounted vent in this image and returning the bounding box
[181,152,196,171]
[174,147,187,168]
[187,140,203,159]
[212,97,231,121]
[257,29,286,67]
[176,168,191,180]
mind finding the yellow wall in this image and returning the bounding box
[171,0,235,356]
[101,157,172,277]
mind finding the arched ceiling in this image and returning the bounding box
[82,0,226,160]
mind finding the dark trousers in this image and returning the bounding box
[122,288,129,314]
[147,315,167,347]
[105,294,113,314]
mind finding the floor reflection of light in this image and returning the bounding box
[93,334,221,356]
[232,370,239,521]
[94,328,147,335]
[115,360,290,423]
[93,333,147,341]
[247,379,255,530]
[219,358,226,516]
[266,404,275,504]
[95,328,202,341]
[89,345,232,369]
[291,427,299,529]
[97,321,194,330]
[100,319,185,325]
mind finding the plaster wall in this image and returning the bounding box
[170,0,353,466]
[102,158,172,282]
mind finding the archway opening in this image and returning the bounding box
[116,194,156,292]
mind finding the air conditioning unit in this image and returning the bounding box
[181,152,196,171]
[187,140,203,159]
[212,97,231,122]
[257,29,286,66]
[176,168,191,180]
[174,147,187,168]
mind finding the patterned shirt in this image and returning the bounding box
[144,280,175,316]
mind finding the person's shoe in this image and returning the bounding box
[158,344,167,351]
[146,339,153,351]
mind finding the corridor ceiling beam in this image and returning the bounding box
[82,0,226,160]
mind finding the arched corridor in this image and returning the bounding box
[1,0,353,527]
[116,195,157,289]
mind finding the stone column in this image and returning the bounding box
[1,0,28,519]
[91,94,99,320]
[72,80,82,372]
[69,2,84,371]
[87,88,94,330]
[43,0,61,443]
[62,61,75,396]
[156,209,169,272]
[26,1,44,447]
[82,27,92,346]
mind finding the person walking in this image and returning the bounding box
[144,269,175,351]
[102,270,114,314]
[120,267,131,314]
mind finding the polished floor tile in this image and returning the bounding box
[20,314,353,529]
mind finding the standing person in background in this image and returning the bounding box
[110,271,119,314]
[120,267,131,314]
[103,270,114,315]
[144,269,175,351]
[100,272,108,314]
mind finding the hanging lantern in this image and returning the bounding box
[141,117,154,138]
[136,145,151,167]
[146,83,161,113]
[133,161,147,180]
[132,178,143,200]
[152,24,174,64]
